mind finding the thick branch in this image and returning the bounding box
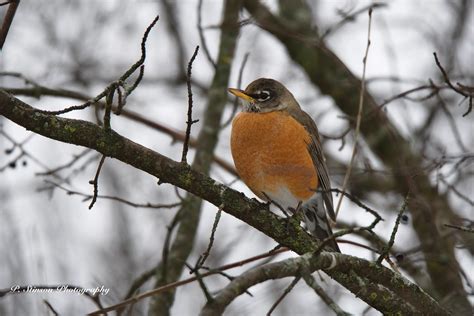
[201,252,447,315]
[2,86,237,176]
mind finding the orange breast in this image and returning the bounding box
[231,111,318,202]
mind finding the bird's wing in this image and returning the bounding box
[289,109,336,221]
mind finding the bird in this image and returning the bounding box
[228,78,340,252]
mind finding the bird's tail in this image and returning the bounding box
[302,194,340,252]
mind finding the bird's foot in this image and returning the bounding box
[283,202,304,231]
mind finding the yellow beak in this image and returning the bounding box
[228,88,255,102]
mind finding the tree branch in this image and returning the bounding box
[2,85,238,176]
[0,0,19,50]
[200,251,447,315]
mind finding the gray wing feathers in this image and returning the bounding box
[307,140,335,221]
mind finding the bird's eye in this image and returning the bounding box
[256,90,271,102]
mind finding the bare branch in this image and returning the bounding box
[44,180,181,209]
[197,0,217,68]
[196,206,223,269]
[0,0,19,49]
[181,45,200,164]
[444,223,474,234]
[335,7,373,219]
[266,277,300,315]
[43,300,59,316]
[88,154,106,209]
[376,194,409,264]
[200,251,447,315]
[301,273,351,316]
[32,15,159,116]
[433,52,473,117]
[221,52,250,128]
[320,2,386,40]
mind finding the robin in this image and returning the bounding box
[228,78,340,252]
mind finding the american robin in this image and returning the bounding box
[229,78,340,252]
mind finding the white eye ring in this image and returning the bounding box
[256,90,271,102]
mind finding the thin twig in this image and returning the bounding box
[181,45,200,163]
[32,15,159,116]
[196,206,223,269]
[44,180,181,209]
[197,0,217,68]
[129,64,145,93]
[444,224,474,234]
[376,194,409,264]
[161,0,187,80]
[435,93,468,152]
[315,213,382,255]
[115,83,124,115]
[186,262,214,303]
[330,188,382,220]
[43,300,59,316]
[335,7,373,219]
[377,84,445,110]
[161,209,183,282]
[198,266,254,297]
[0,130,51,172]
[0,71,41,86]
[266,277,301,315]
[312,189,383,255]
[36,149,92,176]
[433,52,473,117]
[221,52,250,128]
[336,238,378,253]
[119,15,159,82]
[433,52,468,98]
[321,126,351,151]
[320,2,386,40]
[103,86,115,129]
[123,267,157,300]
[0,0,19,50]
[88,155,106,209]
[302,274,351,316]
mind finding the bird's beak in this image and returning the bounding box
[228,88,255,103]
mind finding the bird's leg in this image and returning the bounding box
[261,192,291,218]
[292,201,303,216]
[281,201,304,231]
[288,201,304,222]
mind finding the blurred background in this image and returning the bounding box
[0,0,472,315]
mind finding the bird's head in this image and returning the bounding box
[228,78,299,113]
